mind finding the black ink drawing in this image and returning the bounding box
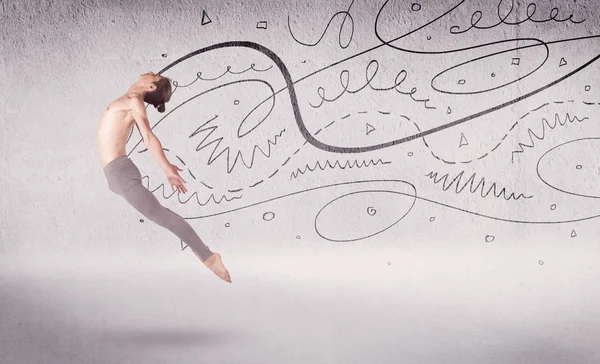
[124,0,600,248]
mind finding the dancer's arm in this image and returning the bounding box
[130,97,171,173]
[130,97,187,193]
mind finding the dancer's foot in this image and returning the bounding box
[204,253,232,283]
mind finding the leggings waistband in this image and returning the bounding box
[103,155,132,172]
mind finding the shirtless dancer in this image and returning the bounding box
[97,71,231,283]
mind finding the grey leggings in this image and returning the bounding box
[103,156,213,261]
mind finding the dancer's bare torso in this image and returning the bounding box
[97,94,140,168]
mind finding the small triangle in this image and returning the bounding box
[366,123,375,135]
[180,239,189,250]
[459,133,469,147]
[201,10,212,25]
[571,229,577,238]
[559,57,567,67]
[446,106,452,114]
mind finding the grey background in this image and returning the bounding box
[2,0,600,363]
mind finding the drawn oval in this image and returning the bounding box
[152,41,599,153]
[431,41,548,95]
[536,138,600,199]
[315,188,416,242]
[238,79,276,138]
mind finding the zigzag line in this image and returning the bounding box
[425,170,533,201]
[511,113,588,162]
[141,175,242,206]
[198,128,286,173]
[290,159,391,180]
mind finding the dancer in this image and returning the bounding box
[97,71,231,283]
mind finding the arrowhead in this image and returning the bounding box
[201,10,212,25]
[366,123,375,135]
[459,133,469,147]
[559,57,567,67]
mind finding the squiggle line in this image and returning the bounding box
[511,113,589,162]
[290,159,391,180]
[309,59,436,110]
[170,63,274,91]
[413,100,595,165]
[426,170,533,201]
[287,0,355,49]
[141,175,243,206]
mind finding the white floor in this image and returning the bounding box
[1,243,599,364]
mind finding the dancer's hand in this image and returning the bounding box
[165,163,187,194]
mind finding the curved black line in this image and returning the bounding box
[154,36,600,153]
[177,179,600,225]
[314,187,417,242]
[536,137,600,199]
[431,39,549,95]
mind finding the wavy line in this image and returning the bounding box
[141,175,242,206]
[287,0,355,49]
[426,170,533,201]
[171,63,274,90]
[511,113,588,162]
[290,159,391,180]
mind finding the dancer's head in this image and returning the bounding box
[137,71,172,113]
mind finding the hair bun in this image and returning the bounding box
[157,104,165,113]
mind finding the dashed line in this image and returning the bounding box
[419,99,599,165]
[531,103,549,112]
[249,180,264,188]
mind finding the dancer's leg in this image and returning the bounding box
[103,156,231,282]
[120,185,214,261]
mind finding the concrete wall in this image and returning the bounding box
[3,0,600,257]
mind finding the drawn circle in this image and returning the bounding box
[426,35,431,40]
[458,79,466,85]
[411,3,421,11]
[225,222,230,227]
[367,207,377,216]
[234,99,240,105]
[537,138,600,199]
[314,184,417,242]
[538,260,544,265]
[550,204,557,210]
[263,211,275,221]
[576,165,582,170]
[585,85,591,91]
[429,217,435,222]
[139,219,145,223]
[296,235,301,239]
[161,53,167,58]
[431,42,548,95]
[485,235,495,243]
[387,261,392,266]
[408,152,414,157]
[491,73,496,77]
